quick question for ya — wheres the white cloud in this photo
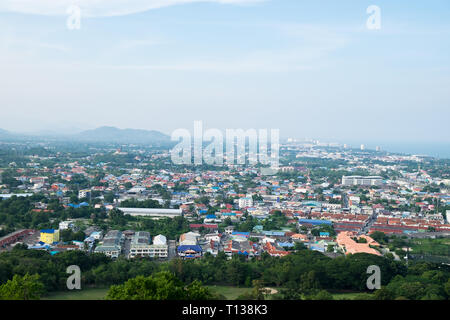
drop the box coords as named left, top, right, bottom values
left=0, top=0, right=264, bottom=17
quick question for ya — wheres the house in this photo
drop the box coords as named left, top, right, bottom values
left=177, top=245, right=202, bottom=259
left=291, top=233, right=308, bottom=242
left=179, top=232, right=200, bottom=245
left=224, top=226, right=235, bottom=235
left=264, top=241, right=290, bottom=257
left=223, top=239, right=257, bottom=259
left=59, top=221, right=74, bottom=230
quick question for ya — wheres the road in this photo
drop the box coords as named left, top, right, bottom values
left=168, top=240, right=177, bottom=259
left=360, top=210, right=378, bottom=235
left=122, top=238, right=131, bottom=258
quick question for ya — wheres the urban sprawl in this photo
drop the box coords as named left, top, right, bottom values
left=0, top=138, right=449, bottom=300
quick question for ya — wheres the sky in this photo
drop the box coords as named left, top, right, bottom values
left=0, top=0, right=449, bottom=145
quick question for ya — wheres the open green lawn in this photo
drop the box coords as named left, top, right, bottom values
left=206, top=285, right=252, bottom=300
left=332, top=292, right=373, bottom=300
left=409, top=238, right=450, bottom=256
left=42, top=287, right=109, bottom=300
left=42, top=286, right=370, bottom=300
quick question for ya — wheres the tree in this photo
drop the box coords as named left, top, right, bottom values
left=105, top=271, right=214, bottom=300
left=0, top=273, right=45, bottom=300
left=308, top=290, right=333, bottom=300
left=445, top=279, right=450, bottom=298
left=252, top=280, right=270, bottom=300
left=299, top=271, right=320, bottom=295
left=373, top=287, right=395, bottom=300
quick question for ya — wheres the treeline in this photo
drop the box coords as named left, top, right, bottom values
left=169, top=251, right=450, bottom=300
left=138, top=216, right=190, bottom=239
left=0, top=246, right=449, bottom=299
left=169, top=250, right=406, bottom=291
left=0, top=195, right=107, bottom=230
left=119, top=198, right=162, bottom=208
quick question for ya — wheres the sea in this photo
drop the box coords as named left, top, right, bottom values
left=357, top=142, right=450, bottom=160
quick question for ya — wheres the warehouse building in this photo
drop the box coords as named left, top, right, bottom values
left=118, top=207, right=182, bottom=218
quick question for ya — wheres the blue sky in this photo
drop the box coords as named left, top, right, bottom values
left=0, top=0, right=449, bottom=145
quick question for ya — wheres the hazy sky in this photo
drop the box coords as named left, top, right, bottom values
left=0, top=0, right=449, bottom=144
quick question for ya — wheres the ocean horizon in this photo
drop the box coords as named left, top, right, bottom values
left=349, top=142, right=450, bottom=160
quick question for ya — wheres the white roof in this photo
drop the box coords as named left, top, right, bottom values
left=153, top=234, right=167, bottom=245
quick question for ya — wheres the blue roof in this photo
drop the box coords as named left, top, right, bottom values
left=232, top=231, right=250, bottom=237
left=302, top=201, right=322, bottom=207
left=29, top=242, right=50, bottom=249
left=222, top=212, right=236, bottom=216
left=206, top=214, right=217, bottom=219
left=278, top=242, right=295, bottom=247
left=310, top=246, right=325, bottom=252
left=298, top=219, right=332, bottom=226
left=177, top=245, right=202, bottom=252
left=68, top=202, right=89, bottom=208
left=263, top=231, right=285, bottom=236
left=40, top=229, right=57, bottom=234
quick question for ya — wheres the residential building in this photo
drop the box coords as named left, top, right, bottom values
left=40, top=229, right=60, bottom=244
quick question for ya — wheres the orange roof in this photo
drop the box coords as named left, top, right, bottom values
left=336, top=232, right=381, bottom=256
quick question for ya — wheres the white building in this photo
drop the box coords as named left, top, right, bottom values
left=119, top=207, right=182, bottom=218
left=179, top=232, right=200, bottom=246
left=129, top=231, right=151, bottom=258
left=238, top=197, right=253, bottom=209
left=78, top=189, right=91, bottom=199
left=342, top=176, right=383, bottom=186
left=153, top=234, right=167, bottom=245
left=148, top=244, right=168, bottom=258
left=225, top=226, right=235, bottom=235
left=59, top=220, right=74, bottom=230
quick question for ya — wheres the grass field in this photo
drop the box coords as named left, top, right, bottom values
left=332, top=292, right=373, bottom=300
left=206, top=285, right=252, bottom=300
left=42, top=288, right=109, bottom=300
left=409, top=238, right=450, bottom=256
left=42, top=286, right=371, bottom=300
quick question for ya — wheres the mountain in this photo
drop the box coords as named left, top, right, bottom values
left=0, top=128, right=10, bottom=135
left=76, top=126, right=171, bottom=144
left=0, top=128, right=13, bottom=138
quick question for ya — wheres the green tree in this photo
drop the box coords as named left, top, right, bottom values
left=0, top=273, right=45, bottom=300
left=105, top=271, right=214, bottom=300
left=308, top=290, right=334, bottom=300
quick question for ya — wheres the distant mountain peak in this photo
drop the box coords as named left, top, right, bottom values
left=77, top=126, right=170, bottom=144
